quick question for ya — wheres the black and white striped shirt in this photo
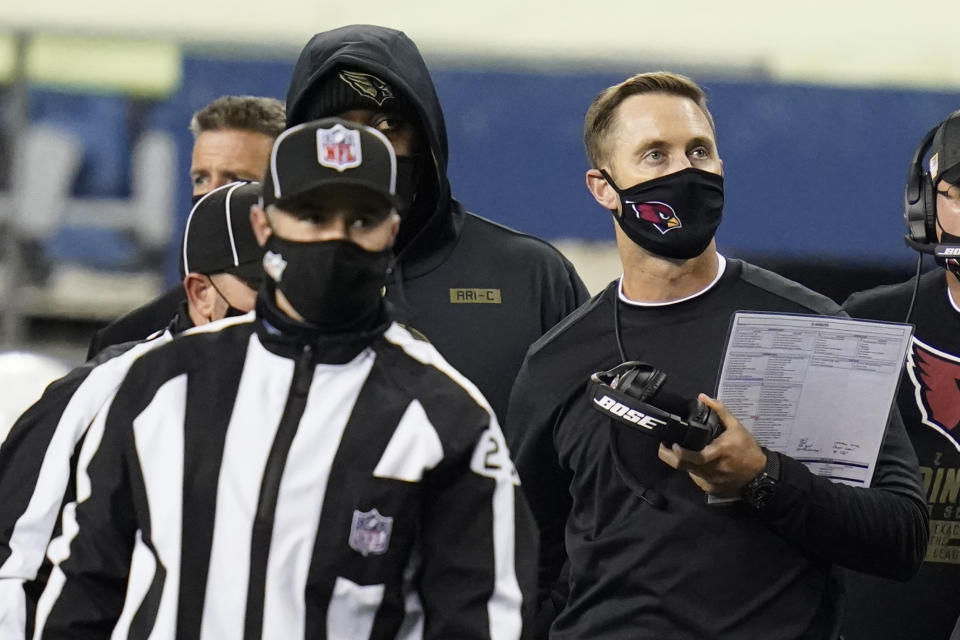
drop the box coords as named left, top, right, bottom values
left=35, top=307, right=534, bottom=639
left=0, top=314, right=246, bottom=640
left=0, top=331, right=173, bottom=640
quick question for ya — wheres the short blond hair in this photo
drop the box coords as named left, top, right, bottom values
left=583, top=71, right=716, bottom=169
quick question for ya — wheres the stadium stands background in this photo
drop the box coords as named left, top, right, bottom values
left=1, top=3, right=959, bottom=364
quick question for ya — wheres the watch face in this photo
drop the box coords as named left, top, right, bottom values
left=746, top=474, right=776, bottom=509
left=754, top=480, right=775, bottom=505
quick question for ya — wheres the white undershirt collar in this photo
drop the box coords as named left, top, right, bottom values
left=618, top=254, right=727, bottom=307
left=948, top=284, right=960, bottom=314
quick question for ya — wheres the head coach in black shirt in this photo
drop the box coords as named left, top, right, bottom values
left=506, top=71, right=928, bottom=640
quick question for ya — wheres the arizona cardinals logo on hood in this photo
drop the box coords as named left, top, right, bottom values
left=339, top=70, right=394, bottom=106
left=907, top=338, right=960, bottom=451
left=631, top=201, right=682, bottom=235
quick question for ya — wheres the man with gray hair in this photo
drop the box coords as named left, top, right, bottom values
left=86, top=95, right=284, bottom=358
left=187, top=95, right=285, bottom=196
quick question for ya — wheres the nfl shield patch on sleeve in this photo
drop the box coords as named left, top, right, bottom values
left=349, top=508, right=393, bottom=557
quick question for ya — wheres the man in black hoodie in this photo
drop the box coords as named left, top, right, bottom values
left=285, top=25, right=589, bottom=420
left=506, top=71, right=926, bottom=639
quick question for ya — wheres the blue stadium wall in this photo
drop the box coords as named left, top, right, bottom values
left=25, top=53, right=960, bottom=282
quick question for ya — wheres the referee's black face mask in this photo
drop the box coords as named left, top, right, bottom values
left=262, top=234, right=391, bottom=331
left=602, top=168, right=724, bottom=260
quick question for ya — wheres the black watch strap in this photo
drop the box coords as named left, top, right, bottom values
left=742, top=448, right=780, bottom=510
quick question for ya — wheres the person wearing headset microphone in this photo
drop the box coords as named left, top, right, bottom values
left=505, top=71, right=928, bottom=639
left=842, top=111, right=960, bottom=640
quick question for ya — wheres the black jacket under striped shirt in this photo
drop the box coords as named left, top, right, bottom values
left=35, top=295, right=535, bottom=639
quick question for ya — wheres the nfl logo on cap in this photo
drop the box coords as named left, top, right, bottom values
left=261, top=117, right=397, bottom=212
left=318, top=123, right=362, bottom=172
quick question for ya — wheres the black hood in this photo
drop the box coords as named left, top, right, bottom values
left=286, top=25, right=459, bottom=276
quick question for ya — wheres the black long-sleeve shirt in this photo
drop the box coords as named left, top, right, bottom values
left=842, top=269, right=960, bottom=640
left=506, top=258, right=928, bottom=640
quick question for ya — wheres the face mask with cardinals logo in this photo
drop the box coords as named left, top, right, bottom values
left=601, top=167, right=724, bottom=260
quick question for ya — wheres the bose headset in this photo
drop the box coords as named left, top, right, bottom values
left=902, top=118, right=960, bottom=322
left=588, top=354, right=724, bottom=509
left=588, top=289, right=727, bottom=508
left=589, top=361, right=722, bottom=452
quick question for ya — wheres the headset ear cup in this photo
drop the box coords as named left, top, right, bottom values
left=905, top=170, right=932, bottom=244
left=904, top=123, right=941, bottom=245
left=690, top=399, right=707, bottom=423
left=689, top=399, right=723, bottom=442
left=617, top=365, right=666, bottom=402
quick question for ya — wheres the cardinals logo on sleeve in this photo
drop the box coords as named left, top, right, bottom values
left=907, top=338, right=960, bottom=451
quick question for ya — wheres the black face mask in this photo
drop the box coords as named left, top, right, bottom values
left=191, top=193, right=204, bottom=207
left=262, top=236, right=391, bottom=331
left=601, top=168, right=724, bottom=260
left=395, top=155, right=420, bottom=215
left=208, top=277, right=251, bottom=319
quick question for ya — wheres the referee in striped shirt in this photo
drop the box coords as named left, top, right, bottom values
left=34, top=118, right=535, bottom=639
left=0, top=181, right=264, bottom=640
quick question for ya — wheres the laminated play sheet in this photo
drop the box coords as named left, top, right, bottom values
left=716, top=312, right=913, bottom=487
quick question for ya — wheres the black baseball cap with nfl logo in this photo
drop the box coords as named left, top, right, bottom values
left=261, top=117, right=398, bottom=212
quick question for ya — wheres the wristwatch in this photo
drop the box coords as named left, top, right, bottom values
left=741, top=448, right=780, bottom=510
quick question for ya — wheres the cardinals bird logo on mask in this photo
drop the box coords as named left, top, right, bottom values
left=601, top=168, right=724, bottom=260
left=634, top=202, right=682, bottom=235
